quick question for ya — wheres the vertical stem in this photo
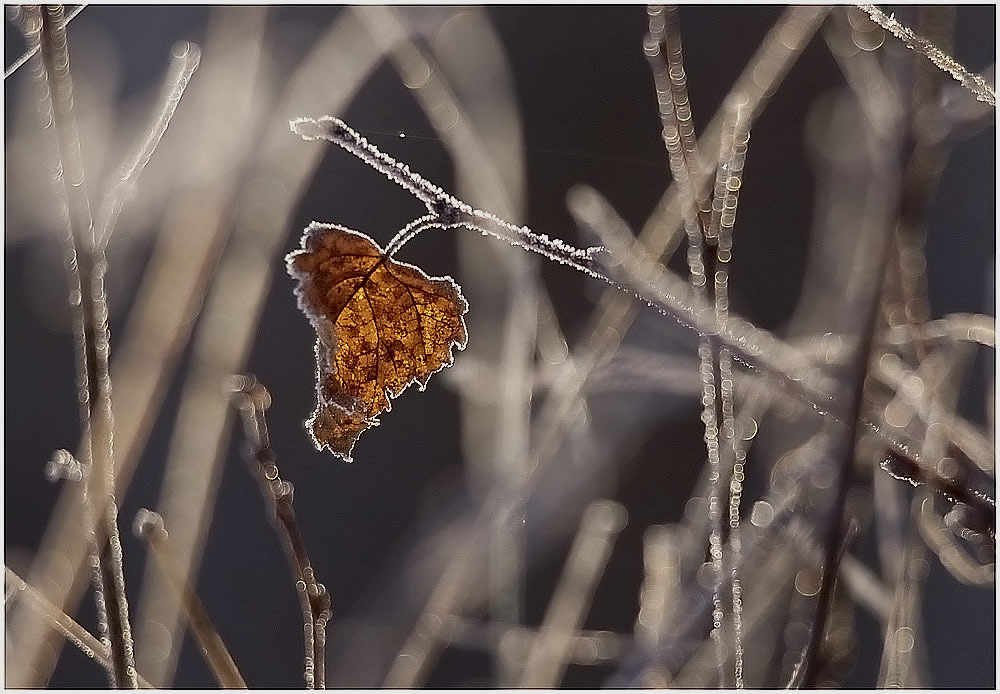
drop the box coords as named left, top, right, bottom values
left=798, top=175, right=900, bottom=693
left=712, top=101, right=751, bottom=689
left=647, top=8, right=728, bottom=683
left=133, top=510, right=247, bottom=689
left=231, top=376, right=332, bottom=689
left=31, top=5, right=136, bottom=687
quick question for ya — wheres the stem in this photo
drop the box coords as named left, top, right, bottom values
left=881, top=451, right=995, bottom=540
left=133, top=510, right=248, bottom=689
left=96, top=41, right=202, bottom=250
left=230, top=376, right=332, bottom=689
left=856, top=4, right=995, bottom=107
left=647, top=13, right=733, bottom=680
left=798, top=177, right=900, bottom=694
left=3, top=3, right=86, bottom=80
left=33, top=6, right=136, bottom=687
left=4, top=567, right=153, bottom=689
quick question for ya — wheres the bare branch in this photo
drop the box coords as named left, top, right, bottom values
left=857, top=4, right=995, bottom=106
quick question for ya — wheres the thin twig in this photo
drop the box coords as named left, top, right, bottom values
left=4, top=567, right=153, bottom=689
left=133, top=510, right=248, bottom=689
left=31, top=5, right=136, bottom=687
left=856, top=4, right=995, bottom=107
left=713, top=102, right=752, bottom=690
left=646, top=6, right=728, bottom=682
left=660, top=6, right=703, bottom=171
left=880, top=451, right=995, bottom=540
left=95, top=41, right=202, bottom=250
left=230, top=375, right=333, bottom=690
left=788, top=521, right=859, bottom=688
left=798, top=95, right=904, bottom=689
left=291, top=116, right=602, bottom=270
left=3, top=3, right=86, bottom=80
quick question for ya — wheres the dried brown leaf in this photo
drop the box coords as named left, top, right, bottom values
left=286, top=222, right=468, bottom=461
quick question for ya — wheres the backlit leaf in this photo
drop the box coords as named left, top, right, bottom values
left=286, top=222, right=468, bottom=461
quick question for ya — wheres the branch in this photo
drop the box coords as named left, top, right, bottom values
left=133, top=510, right=247, bottom=689
left=30, top=6, right=136, bottom=686
left=230, top=375, right=333, bottom=689
left=3, top=4, right=86, bottom=80
left=856, top=4, right=995, bottom=106
left=5, top=567, right=152, bottom=689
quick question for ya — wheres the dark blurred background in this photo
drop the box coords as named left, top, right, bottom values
left=5, top=5, right=994, bottom=688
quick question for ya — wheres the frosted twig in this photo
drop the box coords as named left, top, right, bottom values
left=290, top=115, right=603, bottom=269
left=291, top=114, right=442, bottom=208
left=230, top=376, right=332, bottom=690
left=518, top=501, right=627, bottom=686
left=712, top=100, right=752, bottom=690
left=96, top=41, right=202, bottom=250
left=28, top=6, right=136, bottom=687
left=3, top=3, right=86, bottom=80
left=4, top=567, right=154, bottom=689
left=385, top=214, right=441, bottom=257
left=880, top=452, right=995, bottom=539
left=647, top=6, right=729, bottom=677
left=133, top=510, right=247, bottom=689
left=856, top=4, right=995, bottom=107
left=646, top=5, right=702, bottom=176
left=644, top=8, right=707, bottom=296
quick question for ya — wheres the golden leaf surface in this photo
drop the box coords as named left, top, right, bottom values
left=286, top=222, right=468, bottom=461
